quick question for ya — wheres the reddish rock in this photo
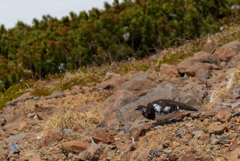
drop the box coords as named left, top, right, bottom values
left=62, top=141, right=90, bottom=155
left=29, top=156, right=41, bottom=161
left=214, top=40, right=240, bottom=61
left=72, top=123, right=85, bottom=132
left=98, top=71, right=121, bottom=90
left=133, top=125, right=150, bottom=141
left=160, top=64, right=180, bottom=78
left=38, top=135, right=51, bottom=148
left=49, top=127, right=63, bottom=142
left=206, top=122, right=227, bottom=134
left=226, top=147, right=240, bottom=160
left=172, top=111, right=191, bottom=121
left=199, top=111, right=217, bottom=120
left=92, top=129, right=115, bottom=144
left=216, top=111, right=232, bottom=123
left=199, top=134, right=209, bottom=141
left=78, top=143, right=108, bottom=161
left=180, top=150, right=209, bottom=161
left=230, top=141, right=239, bottom=151
left=4, top=133, right=37, bottom=143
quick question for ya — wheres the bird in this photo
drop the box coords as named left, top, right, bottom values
left=135, top=99, right=198, bottom=121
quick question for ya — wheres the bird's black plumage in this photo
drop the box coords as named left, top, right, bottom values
left=135, top=99, right=198, bottom=121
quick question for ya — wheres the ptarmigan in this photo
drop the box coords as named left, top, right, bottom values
left=135, top=99, right=198, bottom=121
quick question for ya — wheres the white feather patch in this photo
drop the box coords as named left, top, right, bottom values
left=164, top=106, right=171, bottom=112
left=153, top=104, right=162, bottom=112
left=177, top=106, right=179, bottom=110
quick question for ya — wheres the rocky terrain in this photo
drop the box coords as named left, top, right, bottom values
left=1, top=40, right=240, bottom=160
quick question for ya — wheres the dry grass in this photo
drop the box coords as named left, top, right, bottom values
left=42, top=106, right=104, bottom=134
left=205, top=65, right=240, bottom=110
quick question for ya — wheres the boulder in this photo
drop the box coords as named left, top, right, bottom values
left=46, top=91, right=66, bottom=99
left=62, top=141, right=90, bottom=155
left=216, top=111, right=232, bottom=123
left=5, top=92, right=33, bottom=107
left=181, top=85, right=209, bottom=106
left=116, top=83, right=177, bottom=123
left=101, top=90, right=137, bottom=123
left=193, top=51, right=221, bottom=65
left=91, top=128, right=115, bottom=144
left=160, top=64, right=180, bottom=78
left=78, top=143, right=109, bottom=161
left=206, top=122, right=227, bottom=134
left=119, top=73, right=157, bottom=93
left=214, top=40, right=240, bottom=61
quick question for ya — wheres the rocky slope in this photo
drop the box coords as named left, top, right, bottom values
left=1, top=41, right=240, bottom=160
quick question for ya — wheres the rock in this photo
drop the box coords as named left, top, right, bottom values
left=230, top=141, right=239, bottom=151
left=78, top=143, right=108, bottom=161
left=171, top=111, right=191, bottom=121
left=4, top=133, right=37, bottom=143
left=0, top=117, right=6, bottom=126
left=217, top=136, right=230, bottom=144
left=147, top=65, right=160, bottom=72
left=5, top=92, right=33, bottom=107
left=63, top=129, right=73, bottom=136
left=226, top=147, right=240, bottom=160
left=101, top=90, right=137, bottom=123
left=232, top=102, right=240, bottom=109
left=92, top=129, right=115, bottom=144
left=195, top=70, right=212, bottom=80
left=206, top=122, right=227, bottom=134
left=149, top=149, right=155, bottom=155
left=160, top=64, right=180, bottom=78
left=177, top=51, right=220, bottom=76
left=62, top=141, right=90, bottom=155
left=133, top=125, right=150, bottom=141
left=33, top=97, right=40, bottom=101
left=72, top=123, right=85, bottom=132
left=199, top=111, right=217, bottom=120
left=18, top=122, right=27, bottom=132
left=97, top=119, right=107, bottom=128
left=180, top=150, right=208, bottom=161
left=236, top=88, right=240, bottom=95
left=176, top=134, right=182, bottom=138
left=216, top=111, right=232, bottom=123
left=49, top=127, right=63, bottom=142
left=181, top=85, right=208, bottom=106
left=122, top=125, right=131, bottom=133
left=9, top=143, right=21, bottom=154
left=119, top=73, right=157, bottom=92
left=46, top=91, right=66, bottom=99
left=214, top=40, right=240, bottom=61
left=98, top=71, right=121, bottom=90
left=199, top=134, right=209, bottom=141
left=117, top=84, right=177, bottom=123
left=191, top=128, right=203, bottom=140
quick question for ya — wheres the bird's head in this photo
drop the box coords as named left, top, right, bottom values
left=135, top=105, right=146, bottom=113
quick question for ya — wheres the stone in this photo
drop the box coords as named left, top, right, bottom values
left=160, top=64, right=180, bottom=78
left=97, top=119, right=107, bottom=128
left=5, top=92, right=33, bottom=107
left=98, top=71, right=121, bottom=90
left=216, top=111, right=232, bottom=123
left=195, top=70, right=212, bottom=80
left=199, top=133, right=209, bottom=141
left=63, top=129, right=73, bottom=136
left=206, top=122, right=227, bottom=134
left=18, top=122, right=27, bottom=132
left=230, top=141, right=239, bottom=151
left=217, top=136, right=230, bottom=144
left=226, top=147, right=240, bottom=160
left=4, top=133, right=36, bottom=143
left=62, top=141, right=90, bottom=155
left=46, top=91, right=66, bottom=99
left=72, top=123, right=85, bottom=132
left=101, top=90, right=137, bottom=123
left=9, top=143, right=21, bottom=154
left=149, top=149, right=155, bottom=155
left=191, top=128, right=203, bottom=140
left=92, top=128, right=115, bottom=144
left=49, top=127, right=63, bottom=142
left=236, top=88, right=240, bottom=95
left=199, top=111, right=217, bottom=120
left=133, top=125, right=150, bottom=141
left=78, top=143, right=108, bottom=161
left=214, top=40, right=240, bottom=61
left=122, top=125, right=131, bottom=133
left=171, top=111, right=191, bottom=121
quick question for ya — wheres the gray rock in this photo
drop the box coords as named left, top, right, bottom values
left=63, top=129, right=73, bottom=136
left=33, top=97, right=40, bottom=101
left=46, top=91, right=66, bottom=100
left=97, top=119, right=107, bottom=128
left=5, top=92, right=33, bottom=107
left=236, top=88, right=240, bottom=95
left=149, top=149, right=155, bottom=155
left=195, top=70, right=212, bottom=80
left=209, top=134, right=217, bottom=142
left=122, top=125, right=131, bottom=133
left=9, top=143, right=21, bottom=154
left=166, top=152, right=171, bottom=158
left=217, top=136, right=230, bottom=144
